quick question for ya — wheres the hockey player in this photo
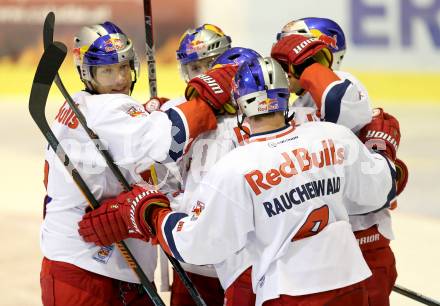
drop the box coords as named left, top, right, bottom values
left=168, top=47, right=262, bottom=306
left=145, top=23, right=263, bottom=306
left=273, top=17, right=408, bottom=306
left=39, top=21, right=236, bottom=306
left=144, top=23, right=232, bottom=113
left=78, top=56, right=400, bottom=306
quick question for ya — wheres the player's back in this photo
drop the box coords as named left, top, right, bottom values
left=215, top=121, right=393, bottom=304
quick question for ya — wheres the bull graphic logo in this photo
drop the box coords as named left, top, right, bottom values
left=190, top=201, right=205, bottom=221
left=258, top=98, right=278, bottom=112
left=310, top=29, right=338, bottom=50
left=126, top=106, right=145, bottom=118
left=104, top=38, right=124, bottom=52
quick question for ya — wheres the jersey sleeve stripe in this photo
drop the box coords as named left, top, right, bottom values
left=323, top=79, right=352, bottom=123
left=165, top=107, right=188, bottom=162
left=165, top=97, right=217, bottom=162
left=160, top=212, right=188, bottom=262
left=370, top=153, right=397, bottom=213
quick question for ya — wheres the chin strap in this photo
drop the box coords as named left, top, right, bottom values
left=284, top=105, right=295, bottom=125
left=84, top=86, right=99, bottom=95
left=236, top=112, right=250, bottom=136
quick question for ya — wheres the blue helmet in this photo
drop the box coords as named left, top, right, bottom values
left=233, top=57, right=290, bottom=118
left=176, top=24, right=231, bottom=81
left=211, top=47, right=261, bottom=68
left=73, top=21, right=139, bottom=88
left=277, top=17, right=346, bottom=70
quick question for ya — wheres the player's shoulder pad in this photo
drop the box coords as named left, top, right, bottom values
left=334, top=70, right=368, bottom=95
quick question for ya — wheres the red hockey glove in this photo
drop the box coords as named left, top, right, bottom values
left=78, top=185, right=170, bottom=246
left=395, top=158, right=408, bottom=196
left=143, top=97, right=169, bottom=113
left=358, top=108, right=400, bottom=161
left=185, top=64, right=238, bottom=114
left=271, top=34, right=333, bottom=78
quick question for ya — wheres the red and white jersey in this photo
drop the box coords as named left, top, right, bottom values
left=289, top=70, right=394, bottom=239
left=160, top=96, right=186, bottom=112
left=156, top=122, right=396, bottom=305
left=41, top=91, right=214, bottom=283
left=172, top=115, right=243, bottom=277
left=290, top=70, right=372, bottom=133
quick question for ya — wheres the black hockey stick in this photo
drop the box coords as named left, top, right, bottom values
left=143, top=0, right=157, bottom=97
left=141, top=1, right=170, bottom=293
left=142, top=3, right=207, bottom=305
left=393, top=284, right=440, bottom=306
left=45, top=11, right=206, bottom=306
left=29, top=41, right=165, bottom=306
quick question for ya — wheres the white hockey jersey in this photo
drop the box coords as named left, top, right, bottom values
left=290, top=70, right=372, bottom=133
left=156, top=122, right=396, bottom=305
left=289, top=70, right=394, bottom=239
left=41, top=91, right=216, bottom=283
left=170, top=70, right=377, bottom=288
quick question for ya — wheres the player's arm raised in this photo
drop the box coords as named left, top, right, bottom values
left=271, top=34, right=372, bottom=132
left=83, top=64, right=237, bottom=175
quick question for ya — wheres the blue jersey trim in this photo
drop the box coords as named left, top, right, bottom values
left=324, top=79, right=352, bottom=123
left=164, top=212, right=187, bottom=262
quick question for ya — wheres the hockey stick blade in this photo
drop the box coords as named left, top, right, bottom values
left=43, top=12, right=55, bottom=50
left=29, top=41, right=66, bottom=142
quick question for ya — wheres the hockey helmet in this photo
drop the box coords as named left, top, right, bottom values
left=176, top=24, right=231, bottom=81
left=211, top=47, right=261, bottom=68
left=233, top=57, right=290, bottom=118
left=73, top=21, right=140, bottom=92
left=277, top=17, right=346, bottom=70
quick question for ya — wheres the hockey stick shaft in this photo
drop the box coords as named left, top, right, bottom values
left=141, top=3, right=170, bottom=291
left=30, top=40, right=165, bottom=306
left=45, top=11, right=206, bottom=306
left=142, top=3, right=207, bottom=305
left=393, top=285, right=440, bottom=306
left=143, top=0, right=157, bottom=97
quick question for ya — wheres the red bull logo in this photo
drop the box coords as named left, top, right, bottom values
left=186, top=38, right=206, bottom=53
left=190, top=201, right=205, bottom=221
left=258, top=98, right=278, bottom=112
left=310, top=29, right=338, bottom=50
left=104, top=38, right=125, bottom=52
left=126, top=106, right=145, bottom=118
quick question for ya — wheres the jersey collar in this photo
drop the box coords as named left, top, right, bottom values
left=249, top=125, right=295, bottom=143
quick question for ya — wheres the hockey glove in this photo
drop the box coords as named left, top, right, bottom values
left=271, top=34, right=333, bottom=79
left=395, top=158, right=408, bottom=196
left=78, top=185, right=170, bottom=246
left=185, top=64, right=238, bottom=115
left=358, top=108, right=400, bottom=161
left=143, top=97, right=169, bottom=113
